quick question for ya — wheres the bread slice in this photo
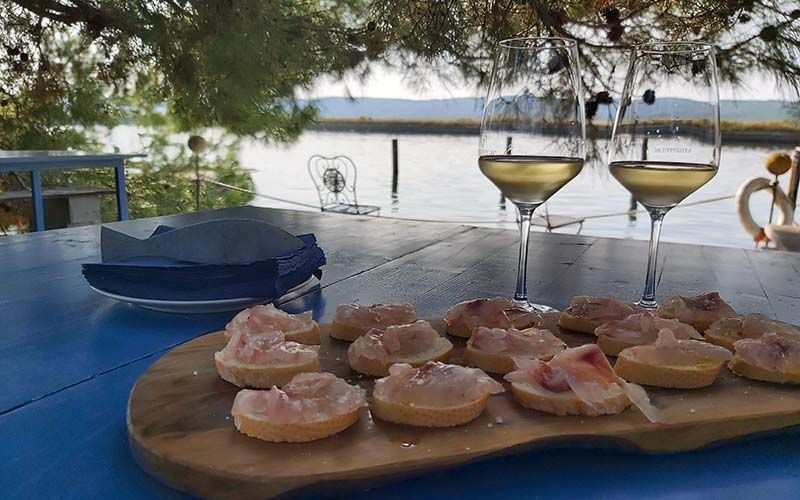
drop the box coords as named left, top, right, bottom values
left=234, top=409, right=360, bottom=442
left=214, top=352, right=321, bottom=388
left=509, top=381, right=630, bottom=417
left=728, top=358, right=800, bottom=385
left=597, top=335, right=640, bottom=356
left=223, top=323, right=320, bottom=345
left=330, top=322, right=369, bottom=342
left=463, top=345, right=557, bottom=374
left=283, top=324, right=321, bottom=345
left=349, top=338, right=453, bottom=377
left=614, top=353, right=724, bottom=389
left=371, top=394, right=492, bottom=427
left=701, top=330, right=737, bottom=351
left=556, top=313, right=598, bottom=335
left=446, top=323, right=473, bottom=338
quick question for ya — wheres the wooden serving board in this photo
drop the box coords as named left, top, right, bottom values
left=128, top=315, right=800, bottom=499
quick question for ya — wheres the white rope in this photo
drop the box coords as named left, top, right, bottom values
left=201, top=178, right=320, bottom=209
left=201, top=178, right=738, bottom=225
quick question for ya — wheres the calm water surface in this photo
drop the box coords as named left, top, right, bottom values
left=241, top=131, right=788, bottom=249
left=111, top=128, right=787, bottom=248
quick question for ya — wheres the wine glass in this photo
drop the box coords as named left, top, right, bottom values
left=609, top=42, right=721, bottom=308
left=479, top=37, right=586, bottom=313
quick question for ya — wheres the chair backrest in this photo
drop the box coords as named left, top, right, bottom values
left=307, top=155, right=360, bottom=209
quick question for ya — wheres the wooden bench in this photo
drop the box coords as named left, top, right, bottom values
left=0, top=186, right=116, bottom=229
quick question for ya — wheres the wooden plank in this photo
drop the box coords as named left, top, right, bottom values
left=281, top=227, right=523, bottom=321
left=414, top=233, right=595, bottom=315
left=127, top=320, right=800, bottom=499
left=0, top=357, right=191, bottom=499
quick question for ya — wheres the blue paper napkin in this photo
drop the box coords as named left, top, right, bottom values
left=82, top=225, right=325, bottom=301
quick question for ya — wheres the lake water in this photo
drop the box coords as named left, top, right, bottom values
left=110, top=127, right=791, bottom=248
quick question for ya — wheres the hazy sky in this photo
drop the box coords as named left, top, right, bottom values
left=309, top=63, right=798, bottom=102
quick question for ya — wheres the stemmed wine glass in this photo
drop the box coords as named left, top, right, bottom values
left=609, top=42, right=721, bottom=308
left=479, top=37, right=586, bottom=312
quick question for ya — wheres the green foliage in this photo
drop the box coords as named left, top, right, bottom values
left=122, top=131, right=254, bottom=219
left=2, top=1, right=377, bottom=138
left=1, top=1, right=799, bottom=232
left=4, top=1, right=799, bottom=136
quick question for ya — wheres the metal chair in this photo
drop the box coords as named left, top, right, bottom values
left=307, top=155, right=380, bottom=215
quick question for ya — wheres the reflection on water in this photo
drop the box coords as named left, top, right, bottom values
left=107, top=127, right=785, bottom=249
left=243, top=132, right=781, bottom=249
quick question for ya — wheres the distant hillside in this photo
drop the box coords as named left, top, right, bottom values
left=304, top=97, right=796, bottom=123
left=306, top=97, right=485, bottom=121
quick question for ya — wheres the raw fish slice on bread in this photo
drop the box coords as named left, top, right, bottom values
left=445, top=297, right=543, bottom=338
left=595, top=312, right=702, bottom=356
left=225, top=304, right=320, bottom=344
left=505, top=344, right=661, bottom=422
left=657, top=292, right=736, bottom=332
left=614, top=329, right=732, bottom=389
left=705, top=314, right=800, bottom=351
left=231, top=372, right=366, bottom=442
left=331, top=303, right=417, bottom=341
left=463, top=326, right=566, bottom=374
left=558, top=296, right=638, bottom=334
left=371, top=361, right=504, bottom=427
left=347, top=320, right=453, bottom=376
left=729, top=333, right=800, bottom=385
left=215, top=329, right=320, bottom=388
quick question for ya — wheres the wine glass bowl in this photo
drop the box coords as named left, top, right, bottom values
left=479, top=37, right=586, bottom=312
left=609, top=42, right=721, bottom=308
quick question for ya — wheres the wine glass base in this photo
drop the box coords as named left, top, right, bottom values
left=512, top=298, right=558, bottom=314
left=635, top=298, right=658, bottom=310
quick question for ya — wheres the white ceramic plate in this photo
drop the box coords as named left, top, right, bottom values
left=89, top=276, right=320, bottom=314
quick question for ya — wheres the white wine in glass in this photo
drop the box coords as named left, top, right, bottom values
left=609, top=160, right=717, bottom=209
left=609, top=42, right=721, bottom=308
left=479, top=37, right=586, bottom=312
left=479, top=155, right=585, bottom=206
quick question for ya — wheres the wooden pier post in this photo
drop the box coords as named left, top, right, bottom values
left=194, top=155, right=201, bottom=211
left=629, top=136, right=647, bottom=220
left=500, top=136, right=512, bottom=206
left=392, top=139, right=398, bottom=194
left=788, top=147, right=800, bottom=209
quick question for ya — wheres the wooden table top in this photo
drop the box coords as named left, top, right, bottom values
left=2, top=206, right=799, bottom=499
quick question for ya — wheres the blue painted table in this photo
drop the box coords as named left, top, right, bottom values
left=2, top=206, right=799, bottom=499
left=0, top=150, right=145, bottom=231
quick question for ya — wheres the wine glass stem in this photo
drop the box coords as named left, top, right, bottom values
left=639, top=209, right=667, bottom=309
left=514, top=205, right=536, bottom=304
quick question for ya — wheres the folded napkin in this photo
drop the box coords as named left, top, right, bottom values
left=82, top=220, right=325, bottom=301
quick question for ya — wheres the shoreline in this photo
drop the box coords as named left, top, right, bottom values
left=309, top=119, right=800, bottom=146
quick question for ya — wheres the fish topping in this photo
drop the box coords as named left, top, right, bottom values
left=231, top=372, right=367, bottom=424
left=334, top=303, right=417, bottom=330
left=348, top=320, right=443, bottom=365
left=707, top=314, right=800, bottom=346
left=596, top=312, right=702, bottom=345
left=219, top=329, right=318, bottom=365
left=445, top=297, right=543, bottom=334
left=733, top=333, right=800, bottom=374
left=562, top=296, right=637, bottom=325
left=469, top=326, right=566, bottom=358
left=226, top=304, right=315, bottom=337
left=505, top=344, right=662, bottom=423
left=620, top=329, right=732, bottom=366
left=373, top=361, right=504, bottom=408
left=657, top=292, right=736, bottom=331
